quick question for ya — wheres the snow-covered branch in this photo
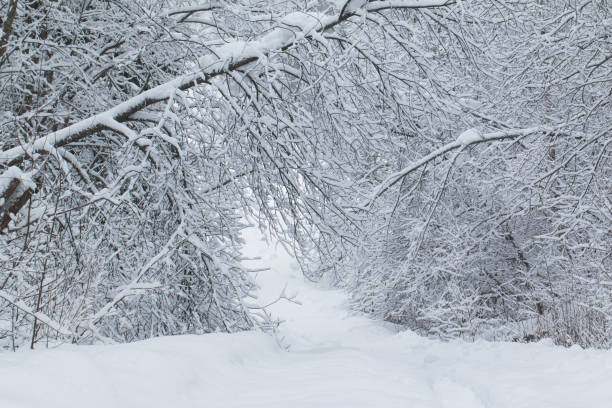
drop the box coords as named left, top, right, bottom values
left=0, top=291, right=73, bottom=337
left=369, top=126, right=561, bottom=202
left=0, top=0, right=452, bottom=167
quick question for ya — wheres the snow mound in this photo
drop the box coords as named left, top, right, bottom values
left=457, top=127, right=482, bottom=145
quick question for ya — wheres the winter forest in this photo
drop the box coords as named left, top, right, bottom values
left=0, top=0, right=610, bottom=366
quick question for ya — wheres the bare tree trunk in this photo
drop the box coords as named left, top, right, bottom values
left=0, top=0, right=18, bottom=66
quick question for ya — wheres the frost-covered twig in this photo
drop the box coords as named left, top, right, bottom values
left=0, top=290, right=73, bottom=337
left=368, top=126, right=562, bottom=203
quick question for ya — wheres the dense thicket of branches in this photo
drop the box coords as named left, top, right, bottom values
left=328, top=0, right=611, bottom=347
left=0, top=0, right=609, bottom=349
left=0, top=0, right=265, bottom=347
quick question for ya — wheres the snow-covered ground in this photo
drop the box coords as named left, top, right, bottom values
left=1, top=228, right=610, bottom=408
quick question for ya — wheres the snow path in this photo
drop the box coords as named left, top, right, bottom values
left=1, top=228, right=610, bottom=407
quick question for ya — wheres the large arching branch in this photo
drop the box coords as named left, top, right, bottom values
left=0, top=0, right=452, bottom=168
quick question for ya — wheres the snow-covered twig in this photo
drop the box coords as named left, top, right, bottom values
left=0, top=290, right=73, bottom=337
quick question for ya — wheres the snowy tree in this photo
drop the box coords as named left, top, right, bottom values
left=0, top=0, right=609, bottom=349
left=0, top=0, right=457, bottom=348
left=341, top=0, right=611, bottom=347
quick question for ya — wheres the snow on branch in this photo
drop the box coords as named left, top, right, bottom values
left=0, top=0, right=453, bottom=168
left=368, top=126, right=562, bottom=203
left=165, top=3, right=219, bottom=17
left=0, top=290, right=73, bottom=337
left=86, top=224, right=185, bottom=334
left=365, top=0, right=454, bottom=12
left=0, top=166, right=35, bottom=232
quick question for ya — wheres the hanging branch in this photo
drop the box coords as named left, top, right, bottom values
left=0, top=1, right=453, bottom=168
